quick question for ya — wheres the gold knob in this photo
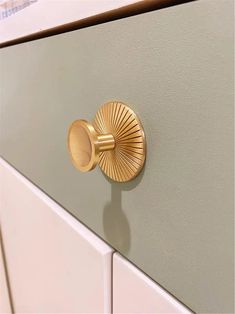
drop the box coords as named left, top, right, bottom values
left=68, top=101, right=146, bottom=182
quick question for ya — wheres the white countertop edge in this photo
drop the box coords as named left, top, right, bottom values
left=0, top=0, right=141, bottom=44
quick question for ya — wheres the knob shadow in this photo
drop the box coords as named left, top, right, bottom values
left=102, top=168, right=145, bottom=254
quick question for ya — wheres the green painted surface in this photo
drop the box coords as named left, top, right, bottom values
left=0, top=0, right=234, bottom=312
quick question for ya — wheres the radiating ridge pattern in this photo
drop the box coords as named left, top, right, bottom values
left=93, top=101, right=146, bottom=182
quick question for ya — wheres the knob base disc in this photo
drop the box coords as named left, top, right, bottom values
left=93, top=101, right=146, bottom=182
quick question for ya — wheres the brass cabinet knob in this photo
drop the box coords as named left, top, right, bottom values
left=68, top=101, right=146, bottom=182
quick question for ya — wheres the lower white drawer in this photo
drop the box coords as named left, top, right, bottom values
left=113, top=253, right=191, bottom=314
left=0, top=234, right=12, bottom=314
left=0, top=158, right=113, bottom=313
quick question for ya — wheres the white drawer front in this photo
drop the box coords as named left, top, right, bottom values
left=0, top=234, right=12, bottom=314
left=0, top=158, right=113, bottom=313
left=113, top=253, right=192, bottom=314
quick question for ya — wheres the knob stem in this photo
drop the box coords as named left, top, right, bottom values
left=97, top=134, right=115, bottom=152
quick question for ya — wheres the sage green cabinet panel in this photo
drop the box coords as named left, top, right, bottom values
left=0, top=0, right=233, bottom=313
